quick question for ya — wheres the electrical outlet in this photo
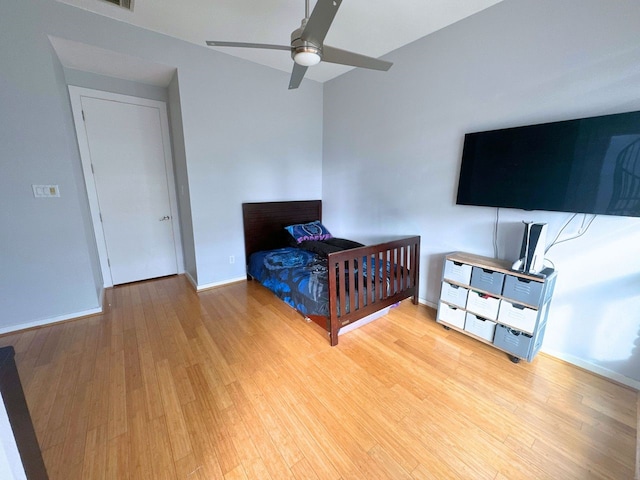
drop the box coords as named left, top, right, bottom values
left=229, top=255, right=235, bottom=264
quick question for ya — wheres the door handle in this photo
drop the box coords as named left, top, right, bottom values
left=160, top=215, right=171, bottom=221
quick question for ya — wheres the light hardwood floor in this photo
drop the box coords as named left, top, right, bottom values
left=1, top=275, right=637, bottom=479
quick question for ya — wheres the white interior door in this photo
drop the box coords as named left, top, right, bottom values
left=70, top=87, right=181, bottom=286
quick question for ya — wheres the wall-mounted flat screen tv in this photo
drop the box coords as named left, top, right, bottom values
left=456, top=110, right=640, bottom=218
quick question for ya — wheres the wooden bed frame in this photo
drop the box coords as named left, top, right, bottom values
left=242, top=200, right=420, bottom=345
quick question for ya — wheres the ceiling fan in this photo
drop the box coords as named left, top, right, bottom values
left=205, top=0, right=393, bottom=89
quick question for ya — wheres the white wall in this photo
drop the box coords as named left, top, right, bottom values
left=167, top=73, right=198, bottom=284
left=323, top=0, right=640, bottom=385
left=0, top=0, right=102, bottom=330
left=175, top=53, right=323, bottom=287
left=1, top=0, right=323, bottom=328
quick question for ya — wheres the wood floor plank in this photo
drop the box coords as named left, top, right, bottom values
left=40, top=352, right=83, bottom=449
left=136, top=341, right=165, bottom=421
left=224, top=380, right=295, bottom=479
left=181, top=400, right=225, bottom=480
left=223, top=463, right=248, bottom=480
left=86, top=346, right=111, bottom=431
left=307, top=355, right=421, bottom=473
left=38, top=442, right=60, bottom=480
left=503, top=434, right=594, bottom=480
left=127, top=409, right=155, bottom=480
left=58, top=379, right=93, bottom=476
left=238, top=374, right=304, bottom=470
left=410, top=460, right=467, bottom=480
left=184, top=374, right=240, bottom=475
left=400, top=403, right=499, bottom=479
left=367, top=444, right=413, bottom=480
left=295, top=360, right=378, bottom=453
left=107, top=349, right=128, bottom=440
left=173, top=453, right=203, bottom=480
left=105, top=433, right=129, bottom=480
left=251, top=365, right=342, bottom=480
left=290, top=457, right=320, bottom=480
left=82, top=423, right=108, bottom=480
left=123, top=327, right=143, bottom=393
left=147, top=416, right=179, bottom=480
left=0, top=275, right=635, bottom=480
left=155, top=358, right=194, bottom=462
left=23, top=358, right=66, bottom=446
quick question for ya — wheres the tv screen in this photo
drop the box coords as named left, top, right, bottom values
left=456, top=110, right=640, bottom=218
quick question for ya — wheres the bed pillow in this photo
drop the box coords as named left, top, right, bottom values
left=285, top=220, right=333, bottom=243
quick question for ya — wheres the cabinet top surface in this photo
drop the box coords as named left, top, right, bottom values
left=446, top=251, right=551, bottom=283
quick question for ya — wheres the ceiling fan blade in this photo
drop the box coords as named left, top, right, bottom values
left=206, top=40, right=291, bottom=51
left=288, top=63, right=308, bottom=89
left=301, top=0, right=342, bottom=47
left=322, top=46, right=393, bottom=71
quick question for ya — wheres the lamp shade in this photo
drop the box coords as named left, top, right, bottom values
left=294, top=50, right=321, bottom=66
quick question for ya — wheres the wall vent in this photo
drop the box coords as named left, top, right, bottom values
left=102, top=0, right=133, bottom=10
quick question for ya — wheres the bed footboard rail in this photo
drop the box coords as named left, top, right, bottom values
left=326, top=236, right=420, bottom=345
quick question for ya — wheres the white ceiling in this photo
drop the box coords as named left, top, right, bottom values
left=55, top=0, right=504, bottom=84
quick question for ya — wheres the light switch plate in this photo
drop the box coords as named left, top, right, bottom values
left=32, top=185, right=60, bottom=198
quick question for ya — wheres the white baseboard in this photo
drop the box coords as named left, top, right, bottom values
left=184, top=271, right=198, bottom=289
left=0, top=306, right=103, bottom=336
left=541, top=348, right=640, bottom=391
left=195, top=276, right=247, bottom=292
left=418, top=297, right=437, bottom=309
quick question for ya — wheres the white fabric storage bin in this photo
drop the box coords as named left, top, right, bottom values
left=440, top=282, right=469, bottom=308
left=437, top=301, right=466, bottom=329
left=497, top=301, right=537, bottom=334
left=465, top=290, right=500, bottom=321
left=464, top=313, right=497, bottom=342
left=443, top=260, right=472, bottom=285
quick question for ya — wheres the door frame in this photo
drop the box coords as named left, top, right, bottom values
left=69, top=86, right=184, bottom=288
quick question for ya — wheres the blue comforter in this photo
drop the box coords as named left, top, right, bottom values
left=248, top=247, right=331, bottom=316
left=248, top=246, right=394, bottom=317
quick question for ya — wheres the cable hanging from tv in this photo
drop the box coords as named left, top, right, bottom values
left=492, top=208, right=598, bottom=272
left=545, top=213, right=597, bottom=254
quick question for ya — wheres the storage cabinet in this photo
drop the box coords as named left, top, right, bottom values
left=437, top=252, right=556, bottom=363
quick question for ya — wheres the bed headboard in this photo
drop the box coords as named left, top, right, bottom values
left=242, top=200, right=322, bottom=266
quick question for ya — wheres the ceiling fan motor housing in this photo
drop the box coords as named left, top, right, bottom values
left=291, top=26, right=322, bottom=64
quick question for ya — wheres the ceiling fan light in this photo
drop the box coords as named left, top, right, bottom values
left=294, top=50, right=321, bottom=66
